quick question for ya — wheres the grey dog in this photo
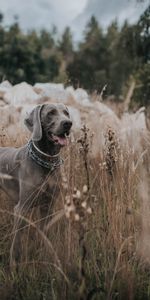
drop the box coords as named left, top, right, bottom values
left=0, top=103, right=72, bottom=262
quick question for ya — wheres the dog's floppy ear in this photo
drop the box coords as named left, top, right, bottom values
left=24, top=105, right=44, bottom=141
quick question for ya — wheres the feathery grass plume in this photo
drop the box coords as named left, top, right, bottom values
left=77, top=125, right=90, bottom=192
left=63, top=125, right=93, bottom=299
left=1, top=105, right=150, bottom=299
left=0, top=173, right=13, bottom=180
left=104, top=127, right=120, bottom=178
left=76, top=125, right=93, bottom=299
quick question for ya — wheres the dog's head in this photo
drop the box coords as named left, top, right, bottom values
left=24, top=103, right=72, bottom=147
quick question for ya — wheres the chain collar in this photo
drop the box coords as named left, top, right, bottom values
left=27, top=140, right=63, bottom=171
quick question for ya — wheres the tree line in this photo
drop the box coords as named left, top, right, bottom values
left=0, top=5, right=149, bottom=106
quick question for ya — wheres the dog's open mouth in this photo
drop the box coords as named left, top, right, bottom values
left=49, top=133, right=69, bottom=146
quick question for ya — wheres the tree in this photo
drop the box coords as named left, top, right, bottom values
left=0, top=22, right=61, bottom=84
left=67, top=16, right=108, bottom=91
left=0, top=12, right=3, bottom=24
left=0, top=5, right=149, bottom=106
left=58, top=27, right=73, bottom=59
left=134, top=64, right=150, bottom=106
left=137, top=5, right=150, bottom=62
left=131, top=6, right=150, bottom=106
left=40, top=29, right=54, bottom=49
left=107, top=21, right=139, bottom=95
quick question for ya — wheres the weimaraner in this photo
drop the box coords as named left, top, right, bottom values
left=0, top=103, right=72, bottom=263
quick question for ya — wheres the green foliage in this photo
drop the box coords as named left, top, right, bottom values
left=134, top=63, right=150, bottom=106
left=67, top=16, right=109, bottom=91
left=67, top=7, right=150, bottom=104
left=0, top=5, right=149, bottom=106
left=58, top=26, right=73, bottom=59
left=0, top=21, right=60, bottom=84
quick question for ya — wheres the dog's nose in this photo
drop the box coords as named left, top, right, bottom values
left=62, top=120, right=72, bottom=130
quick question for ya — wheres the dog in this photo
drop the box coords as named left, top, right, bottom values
left=0, top=103, right=72, bottom=262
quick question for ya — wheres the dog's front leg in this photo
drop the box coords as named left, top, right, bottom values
left=10, top=202, right=24, bottom=267
left=10, top=183, right=39, bottom=267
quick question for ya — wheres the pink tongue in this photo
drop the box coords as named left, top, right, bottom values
left=57, top=136, right=67, bottom=146
left=52, top=134, right=67, bottom=146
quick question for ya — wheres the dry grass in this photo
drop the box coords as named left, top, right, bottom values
left=0, top=125, right=150, bottom=300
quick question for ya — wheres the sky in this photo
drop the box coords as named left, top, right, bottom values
left=0, top=0, right=149, bottom=40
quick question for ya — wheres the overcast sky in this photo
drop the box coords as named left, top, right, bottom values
left=0, top=0, right=149, bottom=40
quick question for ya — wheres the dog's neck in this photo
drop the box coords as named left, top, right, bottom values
left=28, top=140, right=63, bottom=170
left=35, top=135, right=61, bottom=157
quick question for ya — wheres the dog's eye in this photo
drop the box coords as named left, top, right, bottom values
left=47, top=109, right=57, bottom=118
left=63, top=110, right=69, bottom=117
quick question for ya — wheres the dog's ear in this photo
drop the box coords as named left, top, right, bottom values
left=24, top=105, right=44, bottom=141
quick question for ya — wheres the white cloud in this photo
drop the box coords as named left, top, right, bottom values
left=0, top=0, right=87, bottom=31
left=0, top=0, right=149, bottom=40
left=72, top=0, right=149, bottom=40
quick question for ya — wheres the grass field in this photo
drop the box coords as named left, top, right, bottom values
left=0, top=124, right=150, bottom=300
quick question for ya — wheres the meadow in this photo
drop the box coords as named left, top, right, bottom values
left=0, top=3, right=149, bottom=298
left=0, top=115, right=150, bottom=300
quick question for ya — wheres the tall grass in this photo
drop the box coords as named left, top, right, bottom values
left=0, top=125, right=150, bottom=300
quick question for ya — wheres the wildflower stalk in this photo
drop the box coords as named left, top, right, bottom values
left=105, top=127, right=119, bottom=179
left=78, top=125, right=90, bottom=192
left=77, top=125, right=91, bottom=300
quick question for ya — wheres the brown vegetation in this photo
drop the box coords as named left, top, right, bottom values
left=0, top=120, right=150, bottom=300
